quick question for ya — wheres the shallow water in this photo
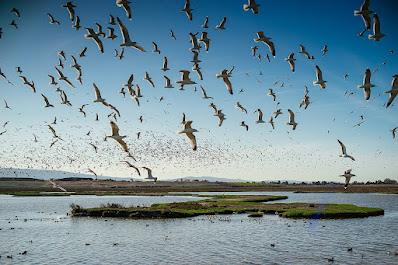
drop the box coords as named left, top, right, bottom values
left=0, top=192, right=397, bottom=264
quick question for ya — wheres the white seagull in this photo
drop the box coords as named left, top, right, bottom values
left=47, top=13, right=60, bottom=25
left=152, top=42, right=161, bottom=54
left=313, top=65, right=327, bottom=89
left=121, top=161, right=140, bottom=176
left=143, top=72, right=155, bottom=87
left=163, top=76, right=174, bottom=88
left=142, top=167, right=157, bottom=182
left=285, top=109, right=298, bottom=130
left=198, top=32, right=211, bottom=52
left=214, top=110, right=226, bottom=127
left=215, top=17, right=227, bottom=30
left=354, top=0, right=373, bottom=30
left=41, top=94, right=54, bottom=108
left=339, top=169, right=356, bottom=190
left=160, top=57, right=170, bottom=71
left=368, top=13, right=386, bottom=41
left=180, top=0, right=193, bottom=21
left=254, top=31, right=275, bottom=57
left=106, top=121, right=129, bottom=153
left=216, top=69, right=233, bottom=95
left=254, top=109, right=265, bottom=124
left=106, top=27, right=118, bottom=40
left=201, top=16, right=209, bottom=28
left=298, top=45, right=311, bottom=59
left=200, top=86, right=213, bottom=99
left=92, top=83, right=107, bottom=103
left=384, top=75, right=398, bottom=108
left=117, top=17, right=146, bottom=52
left=175, top=70, right=196, bottom=89
left=285, top=53, right=296, bottom=73
left=178, top=120, right=198, bottom=151
left=357, top=68, right=375, bottom=101
left=337, top=139, right=355, bottom=161
left=84, top=27, right=104, bottom=53
left=243, top=0, right=260, bottom=14
left=61, top=1, right=76, bottom=22
left=55, top=67, right=75, bottom=88
left=116, top=0, right=132, bottom=20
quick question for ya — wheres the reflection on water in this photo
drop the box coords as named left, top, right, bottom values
left=0, top=192, right=397, bottom=264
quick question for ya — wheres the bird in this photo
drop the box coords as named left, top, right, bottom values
left=321, top=45, right=328, bottom=56
left=390, top=127, right=398, bottom=139
left=368, top=13, right=386, bottom=41
left=254, top=109, right=265, bottom=124
left=254, top=32, right=275, bottom=57
left=298, top=45, right=311, bottom=59
left=60, top=90, right=72, bottom=106
left=243, top=0, right=260, bottom=14
left=354, top=0, right=373, bottom=30
left=92, top=83, right=107, bottom=103
left=48, top=125, right=63, bottom=141
left=178, top=120, right=198, bottom=151
left=268, top=89, right=276, bottom=101
left=142, top=167, right=157, bottom=182
left=107, top=14, right=116, bottom=25
left=4, top=100, right=11, bottom=110
left=106, top=121, right=129, bottom=153
left=72, top=16, right=81, bottom=30
left=339, top=169, right=356, bottom=190
left=116, top=0, right=132, bottom=20
left=215, top=17, right=227, bottom=30
left=285, top=109, right=298, bottom=130
left=357, top=68, right=375, bottom=101
left=251, top=46, right=258, bottom=57
left=87, top=168, right=98, bottom=181
left=47, top=13, right=60, bottom=25
left=216, top=69, right=233, bottom=95
left=160, top=57, right=170, bottom=71
left=313, top=65, right=327, bottom=89
left=337, top=139, right=355, bottom=161
left=19, top=76, right=36, bottom=93
left=143, top=72, right=155, bottom=87
left=55, top=67, right=75, bottom=87
left=192, top=64, right=203, bottom=80
left=344, top=73, right=350, bottom=81
left=41, top=94, right=54, bottom=108
left=175, top=70, right=196, bottom=89
left=266, top=54, right=270, bottom=62
left=170, top=29, right=176, bottom=40
left=78, top=47, right=87, bottom=57
left=198, top=32, right=211, bottom=52
left=190, top=51, right=201, bottom=64
left=152, top=42, right=161, bottom=54
left=118, top=48, right=125, bottom=60
left=163, top=76, right=174, bottom=89
left=48, top=75, right=58, bottom=86
left=214, top=110, right=226, bottom=127
left=384, top=75, right=398, bottom=108
left=268, top=116, right=275, bottom=130
left=200, top=86, right=213, bottom=99
left=201, top=16, right=209, bottom=28
left=121, top=161, right=140, bottom=176
left=89, top=143, right=98, bottom=153
left=106, top=27, right=118, bottom=40
left=285, top=53, right=296, bottom=73
left=10, top=8, right=20, bottom=18
left=61, top=1, right=76, bottom=22
left=235, top=102, right=247, bottom=114
left=9, top=20, right=18, bottom=29
left=180, top=0, right=193, bottom=21
left=0, top=27, right=3, bottom=38
left=181, top=113, right=186, bottom=125
left=273, top=109, right=282, bottom=118
left=117, top=17, right=146, bottom=52
left=123, top=73, right=134, bottom=89
left=240, top=121, right=249, bottom=131
left=84, top=27, right=104, bottom=53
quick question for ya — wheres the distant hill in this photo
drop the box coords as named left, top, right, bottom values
left=171, top=176, right=252, bottom=183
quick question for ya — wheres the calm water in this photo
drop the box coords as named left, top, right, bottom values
left=1, top=192, right=397, bottom=264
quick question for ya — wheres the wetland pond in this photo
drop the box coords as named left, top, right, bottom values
left=1, top=192, right=397, bottom=264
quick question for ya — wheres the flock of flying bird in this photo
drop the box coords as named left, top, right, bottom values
left=0, top=0, right=396, bottom=187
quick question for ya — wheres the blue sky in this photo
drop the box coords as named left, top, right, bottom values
left=0, top=0, right=397, bottom=181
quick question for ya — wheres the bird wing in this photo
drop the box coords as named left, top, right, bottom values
left=92, top=35, right=104, bottom=53
left=55, top=67, right=64, bottom=77
left=122, top=3, right=132, bottom=20
left=110, top=122, right=120, bottom=137
left=127, top=73, right=134, bottom=85
left=181, top=70, right=190, bottom=81
left=186, top=133, right=197, bottom=150
left=132, top=43, right=146, bottom=52
left=223, top=77, right=233, bottom=95
left=315, top=65, right=323, bottom=81
left=287, top=109, right=295, bottom=122
left=200, top=86, right=207, bottom=97
left=117, top=17, right=131, bottom=43
left=93, top=83, right=102, bottom=99
left=361, top=13, right=371, bottom=29
left=219, top=17, right=227, bottom=27
left=184, top=120, right=193, bottom=130
left=364, top=68, right=371, bottom=84
left=258, top=109, right=263, bottom=120
left=63, top=78, right=75, bottom=88
left=373, top=13, right=380, bottom=34
left=337, top=139, right=346, bottom=154
left=41, top=94, right=50, bottom=105
left=264, top=39, right=275, bottom=57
